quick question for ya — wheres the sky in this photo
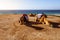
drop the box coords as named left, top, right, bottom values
left=0, top=0, right=60, bottom=10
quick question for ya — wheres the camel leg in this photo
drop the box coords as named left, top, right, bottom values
left=39, top=16, right=45, bottom=24
left=44, top=18, right=50, bottom=25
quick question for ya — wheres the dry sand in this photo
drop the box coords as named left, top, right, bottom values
left=0, top=14, right=60, bottom=40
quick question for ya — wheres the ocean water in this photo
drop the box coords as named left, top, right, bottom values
left=0, top=10, right=60, bottom=15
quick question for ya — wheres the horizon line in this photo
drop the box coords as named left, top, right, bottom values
left=0, top=9, right=60, bottom=10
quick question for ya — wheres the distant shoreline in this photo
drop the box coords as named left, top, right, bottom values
left=46, top=14, right=60, bottom=16
left=0, top=13, right=60, bottom=16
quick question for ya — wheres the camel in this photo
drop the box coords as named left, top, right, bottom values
left=19, top=14, right=29, bottom=25
left=36, top=14, right=50, bottom=25
left=29, top=13, right=36, bottom=17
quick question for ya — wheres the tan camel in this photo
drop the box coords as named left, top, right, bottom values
left=36, top=14, right=50, bottom=25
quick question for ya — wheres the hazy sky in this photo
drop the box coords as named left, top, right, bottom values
left=0, top=0, right=60, bottom=10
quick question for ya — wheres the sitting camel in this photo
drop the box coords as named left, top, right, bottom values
left=36, top=13, right=50, bottom=25
left=19, top=14, right=29, bottom=25
left=29, top=13, right=36, bottom=17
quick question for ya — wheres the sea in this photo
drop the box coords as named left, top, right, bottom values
left=0, top=10, right=60, bottom=16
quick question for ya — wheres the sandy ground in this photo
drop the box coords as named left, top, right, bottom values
left=0, top=14, right=60, bottom=40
